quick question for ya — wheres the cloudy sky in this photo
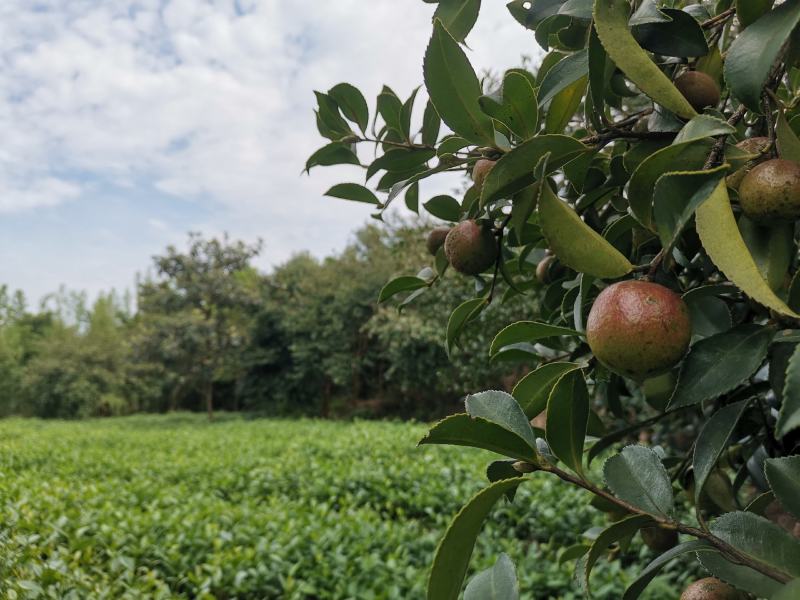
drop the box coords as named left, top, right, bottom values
left=0, top=1, right=540, bottom=304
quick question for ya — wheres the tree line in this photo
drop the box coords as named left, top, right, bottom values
left=0, top=220, right=530, bottom=419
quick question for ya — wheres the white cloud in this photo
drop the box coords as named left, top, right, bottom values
left=0, top=0, right=541, bottom=300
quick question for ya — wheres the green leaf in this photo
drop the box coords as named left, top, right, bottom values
left=315, top=91, right=353, bottom=137
left=537, top=50, right=589, bottom=106
left=777, top=343, right=800, bottom=438
left=738, top=0, right=776, bottom=28
left=490, top=321, right=582, bottom=357
left=486, top=460, right=522, bottom=501
left=464, top=553, right=519, bottom=600
left=653, top=165, right=728, bottom=256
left=632, top=8, right=708, bottom=58
left=424, top=20, right=495, bottom=146
left=378, top=276, right=429, bottom=303
left=558, top=0, right=592, bottom=21
left=776, top=110, right=800, bottom=162
left=710, top=511, right=800, bottom=580
left=479, top=72, right=540, bottom=140
left=466, top=390, right=537, bottom=451
left=434, top=0, right=482, bottom=43
left=623, top=540, right=714, bottom=600
left=538, top=182, right=634, bottom=278
left=668, top=325, right=773, bottom=409
left=695, top=179, right=800, bottom=318
left=593, top=0, right=697, bottom=120
left=765, top=456, right=800, bottom=521
left=447, top=298, right=487, bottom=357
left=422, top=100, right=441, bottom=146
left=377, top=86, right=405, bottom=136
left=513, top=362, right=584, bottom=420
left=544, top=75, right=587, bottom=135
left=582, top=515, right=655, bottom=594
left=426, top=478, right=526, bottom=600
left=772, top=579, right=800, bottom=600
left=725, top=0, right=800, bottom=112
left=405, top=182, right=419, bottom=213
left=628, top=0, right=671, bottom=26
left=325, top=183, right=380, bottom=205
left=367, top=148, right=435, bottom=179
left=481, top=135, right=587, bottom=205
left=693, top=400, right=751, bottom=508
left=739, top=218, right=794, bottom=292
left=328, top=83, right=369, bottom=133
left=698, top=551, right=784, bottom=598
left=604, top=445, right=674, bottom=517
left=686, top=295, right=732, bottom=340
left=546, top=370, right=589, bottom=476
left=673, top=115, right=736, bottom=146
left=628, top=140, right=712, bottom=230
left=419, top=414, right=536, bottom=462
left=305, top=143, right=360, bottom=172
left=424, top=195, right=462, bottom=221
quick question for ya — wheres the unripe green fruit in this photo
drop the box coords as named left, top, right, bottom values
left=641, top=526, right=678, bottom=553
left=680, top=578, right=744, bottom=600
left=739, top=158, right=800, bottom=223
left=471, top=159, right=496, bottom=190
left=674, top=71, right=720, bottom=112
left=586, top=281, right=692, bottom=380
left=444, top=220, right=498, bottom=275
left=727, top=137, right=770, bottom=190
left=426, top=227, right=451, bottom=256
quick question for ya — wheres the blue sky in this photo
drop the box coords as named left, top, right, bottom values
left=0, top=0, right=539, bottom=304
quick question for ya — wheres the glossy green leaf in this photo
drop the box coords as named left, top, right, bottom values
left=447, top=297, right=487, bottom=357
left=593, top=0, right=697, bottom=119
left=628, top=0, right=671, bottom=26
left=776, top=110, right=800, bottom=162
left=328, top=83, right=369, bottom=133
left=558, top=0, right=592, bottom=20
left=777, top=343, right=800, bottom=438
left=422, top=100, right=442, bottom=146
left=772, top=579, right=800, bottom=600
left=426, top=478, right=526, bottom=600
left=424, top=20, right=495, bottom=146
left=367, top=148, right=435, bottom=179
left=480, top=72, right=539, bottom=140
left=765, top=456, right=800, bottom=521
left=693, top=400, right=751, bottom=508
left=668, top=325, right=773, bottom=409
left=653, top=165, right=728, bottom=255
left=512, top=362, right=583, bottom=420
left=434, top=0, right=482, bottom=43
left=405, top=181, right=419, bottom=213
left=698, top=551, right=784, bottom=598
left=632, top=8, right=708, bottom=58
left=537, top=50, right=589, bottom=106
left=546, top=370, right=589, bottom=476
left=315, top=91, right=353, bottom=137
left=419, top=414, right=536, bottom=462
left=538, top=182, right=633, bottom=278
left=466, top=390, right=537, bottom=451
left=464, top=553, right=519, bottom=600
left=325, top=183, right=380, bottom=205
left=673, top=115, right=736, bottom=146
left=725, top=0, right=800, bottom=112
left=582, top=515, right=654, bottom=594
left=378, top=276, right=429, bottom=303
left=604, top=445, right=673, bottom=517
left=486, top=460, right=522, bottom=501
left=377, top=86, right=405, bottom=136
left=623, top=540, right=714, bottom=600
left=686, top=295, right=732, bottom=340
left=481, top=135, right=587, bottom=205
left=739, top=218, right=793, bottom=292
left=544, top=75, right=587, bottom=135
left=738, top=0, right=776, bottom=28
left=305, top=143, right=360, bottom=172
left=490, top=321, right=582, bottom=357
left=695, top=179, right=800, bottom=318
left=424, top=195, right=462, bottom=221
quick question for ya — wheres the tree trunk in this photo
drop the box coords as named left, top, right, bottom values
left=204, top=380, right=214, bottom=421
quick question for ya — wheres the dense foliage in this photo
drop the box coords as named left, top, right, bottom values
left=0, top=415, right=693, bottom=599
left=307, top=0, right=800, bottom=598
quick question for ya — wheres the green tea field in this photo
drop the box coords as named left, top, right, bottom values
left=0, top=415, right=686, bottom=599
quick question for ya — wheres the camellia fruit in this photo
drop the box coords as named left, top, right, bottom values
left=426, top=227, right=450, bottom=256
left=536, top=254, right=563, bottom=284
left=471, top=159, right=496, bottom=190
left=586, top=280, right=691, bottom=379
left=680, top=577, right=744, bottom=600
left=640, top=526, right=678, bottom=553
left=444, top=220, right=497, bottom=275
left=738, top=158, right=800, bottom=223
left=727, top=137, right=770, bottom=190
left=674, top=71, right=721, bottom=112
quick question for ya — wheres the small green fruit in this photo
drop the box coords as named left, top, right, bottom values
left=586, top=281, right=692, bottom=380
left=674, top=71, right=721, bottom=112
left=727, top=137, right=770, bottom=190
left=426, top=227, right=450, bottom=256
left=641, top=526, right=678, bottom=553
left=444, top=220, right=498, bottom=275
left=739, top=158, right=800, bottom=223
left=471, top=159, right=496, bottom=190
left=680, top=577, right=744, bottom=600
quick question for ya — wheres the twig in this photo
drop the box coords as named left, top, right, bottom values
left=487, top=214, right=513, bottom=303
left=701, top=7, right=735, bottom=30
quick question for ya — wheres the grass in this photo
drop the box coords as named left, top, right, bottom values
left=0, top=414, right=686, bottom=599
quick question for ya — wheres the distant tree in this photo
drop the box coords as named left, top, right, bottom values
left=135, top=233, right=262, bottom=419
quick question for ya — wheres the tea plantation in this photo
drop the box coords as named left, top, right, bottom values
left=0, top=415, right=687, bottom=598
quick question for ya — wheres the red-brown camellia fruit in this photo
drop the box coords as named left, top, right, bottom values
left=674, top=71, right=721, bottom=112
left=738, top=158, right=800, bottom=223
left=426, top=227, right=450, bottom=256
left=471, top=159, right=496, bottom=190
left=680, top=577, right=744, bottom=600
left=586, top=280, right=692, bottom=379
left=444, top=220, right=497, bottom=275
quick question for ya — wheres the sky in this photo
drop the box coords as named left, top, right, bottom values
left=0, top=1, right=541, bottom=304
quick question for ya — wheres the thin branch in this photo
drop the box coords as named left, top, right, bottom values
left=701, top=7, right=735, bottom=30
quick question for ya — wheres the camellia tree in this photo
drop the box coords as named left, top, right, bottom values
left=307, top=1, right=800, bottom=598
